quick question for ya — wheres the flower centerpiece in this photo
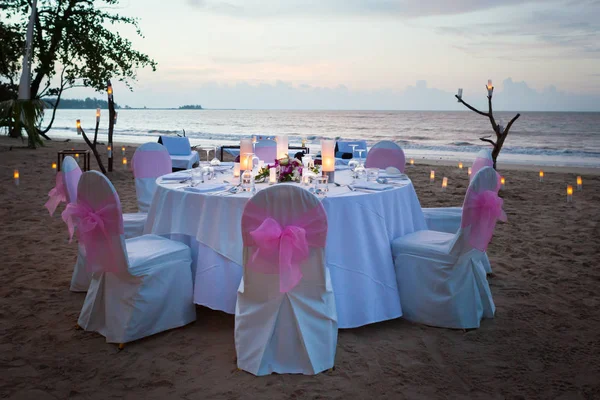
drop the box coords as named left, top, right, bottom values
left=255, top=155, right=319, bottom=183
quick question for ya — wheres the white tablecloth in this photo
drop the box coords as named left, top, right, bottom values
left=144, top=169, right=427, bottom=328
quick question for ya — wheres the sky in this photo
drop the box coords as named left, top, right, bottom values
left=64, top=0, right=600, bottom=110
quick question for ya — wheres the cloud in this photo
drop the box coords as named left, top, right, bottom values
left=187, top=0, right=547, bottom=18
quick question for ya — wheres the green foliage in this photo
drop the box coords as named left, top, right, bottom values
left=0, top=99, right=46, bottom=148
left=44, top=97, right=121, bottom=109
left=179, top=105, right=203, bottom=110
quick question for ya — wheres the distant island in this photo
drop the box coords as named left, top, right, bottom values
left=178, top=105, right=203, bottom=110
left=45, top=97, right=121, bottom=109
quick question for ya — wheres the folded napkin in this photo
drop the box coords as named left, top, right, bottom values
left=183, top=184, right=228, bottom=193
left=378, top=172, right=408, bottom=179
left=335, top=165, right=353, bottom=171
left=352, top=182, right=393, bottom=191
left=161, top=172, right=191, bottom=181
left=213, top=165, right=233, bottom=172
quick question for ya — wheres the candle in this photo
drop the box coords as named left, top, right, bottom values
left=76, top=119, right=82, bottom=135
left=107, top=83, right=113, bottom=97
left=107, top=145, right=112, bottom=158
left=487, top=79, right=494, bottom=97
left=233, top=162, right=240, bottom=177
left=276, top=135, right=288, bottom=159
left=500, top=176, right=506, bottom=189
left=410, top=158, right=414, bottom=166
left=269, top=167, right=276, bottom=184
left=75, top=153, right=79, bottom=160
left=122, top=157, right=127, bottom=167
left=430, top=170, right=435, bottom=183
left=539, top=170, right=544, bottom=182
left=301, top=137, right=307, bottom=147
left=442, top=177, right=448, bottom=191
left=96, top=108, right=101, bottom=123
left=52, top=162, right=57, bottom=171
left=458, top=162, right=463, bottom=169
left=321, top=139, right=335, bottom=172
left=457, top=88, right=463, bottom=100
left=240, top=139, right=253, bottom=171
left=567, top=185, right=573, bottom=203
left=14, top=169, right=19, bottom=186
left=468, top=167, right=472, bottom=176
left=577, top=176, right=582, bottom=191
left=121, top=146, right=126, bottom=156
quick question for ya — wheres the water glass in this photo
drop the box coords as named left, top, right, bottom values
left=241, top=170, right=253, bottom=191
left=314, top=175, right=328, bottom=194
left=191, top=167, right=203, bottom=185
left=367, top=168, right=379, bottom=182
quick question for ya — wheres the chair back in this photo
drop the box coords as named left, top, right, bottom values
left=254, top=138, right=277, bottom=162
left=132, top=142, right=172, bottom=212
left=159, top=136, right=192, bottom=155
left=459, top=167, right=507, bottom=252
left=364, top=140, right=406, bottom=172
left=62, top=171, right=129, bottom=275
left=241, top=185, right=328, bottom=298
left=62, top=156, right=82, bottom=204
left=336, top=140, right=367, bottom=158
left=471, top=149, right=494, bottom=180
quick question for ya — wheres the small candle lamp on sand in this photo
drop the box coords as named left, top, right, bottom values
left=458, top=162, right=463, bottom=170
left=14, top=169, right=19, bottom=186
left=441, top=177, right=448, bottom=191
left=122, top=157, right=127, bottom=168
left=500, top=176, right=506, bottom=189
left=430, top=170, right=435, bottom=183
left=52, top=162, right=57, bottom=171
left=539, top=170, right=544, bottom=182
left=567, top=185, right=573, bottom=203
left=410, top=158, right=414, bottom=166
left=577, top=176, right=582, bottom=191
left=121, top=146, right=126, bottom=156
left=468, top=167, right=472, bottom=177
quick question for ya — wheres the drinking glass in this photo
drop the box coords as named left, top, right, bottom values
left=210, top=146, right=221, bottom=166
left=367, top=168, right=379, bottom=182
left=191, top=166, right=203, bottom=185
left=314, top=175, right=329, bottom=195
left=201, top=165, right=213, bottom=181
left=241, top=170, right=253, bottom=191
left=356, top=148, right=366, bottom=166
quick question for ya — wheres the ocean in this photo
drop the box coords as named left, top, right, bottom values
left=43, top=109, right=600, bottom=168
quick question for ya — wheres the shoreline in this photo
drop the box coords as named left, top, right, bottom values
left=2, top=135, right=599, bottom=175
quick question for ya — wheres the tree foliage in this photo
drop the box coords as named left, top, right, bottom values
left=0, top=0, right=157, bottom=136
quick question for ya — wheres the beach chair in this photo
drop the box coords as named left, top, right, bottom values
left=235, top=184, right=337, bottom=375
left=391, top=167, right=505, bottom=329
left=254, top=138, right=277, bottom=162
left=158, top=136, right=199, bottom=170
left=68, top=171, right=195, bottom=346
left=131, top=142, right=172, bottom=213
left=364, top=140, right=406, bottom=172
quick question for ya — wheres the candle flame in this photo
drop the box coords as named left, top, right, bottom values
left=52, top=162, right=57, bottom=169
left=458, top=162, right=463, bottom=169
left=410, top=158, right=414, bottom=165
left=539, top=170, right=544, bottom=177
left=13, top=170, right=19, bottom=179
left=96, top=108, right=101, bottom=118
left=442, top=177, right=448, bottom=188
left=107, top=85, right=113, bottom=95
left=122, top=157, right=127, bottom=165
left=501, top=177, right=506, bottom=185
left=487, top=79, right=493, bottom=89
left=430, top=170, right=435, bottom=180
left=468, top=167, right=472, bottom=176
left=567, top=185, right=573, bottom=195
left=577, top=176, right=582, bottom=185
left=76, top=119, right=81, bottom=129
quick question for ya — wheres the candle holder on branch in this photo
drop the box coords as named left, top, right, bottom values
left=455, top=80, right=521, bottom=170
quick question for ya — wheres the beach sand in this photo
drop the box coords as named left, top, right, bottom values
left=1, top=136, right=599, bottom=399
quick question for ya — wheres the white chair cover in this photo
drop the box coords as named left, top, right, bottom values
left=392, top=167, right=503, bottom=329
left=235, top=184, right=337, bottom=375
left=132, top=142, right=172, bottom=213
left=254, top=139, right=277, bottom=162
left=364, top=140, right=406, bottom=172
left=159, top=136, right=199, bottom=169
left=74, top=171, right=195, bottom=344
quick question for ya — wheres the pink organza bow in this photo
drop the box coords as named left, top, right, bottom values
left=461, top=190, right=507, bottom=251
left=61, top=201, right=124, bottom=273
left=249, top=218, right=310, bottom=293
left=44, top=173, right=67, bottom=216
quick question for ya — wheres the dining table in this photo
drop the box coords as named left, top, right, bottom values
left=144, top=165, right=427, bottom=329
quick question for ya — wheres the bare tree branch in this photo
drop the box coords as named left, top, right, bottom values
left=455, top=95, right=489, bottom=117
left=480, top=137, right=497, bottom=146
left=79, top=127, right=107, bottom=174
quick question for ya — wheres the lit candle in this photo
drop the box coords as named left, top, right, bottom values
left=240, top=139, right=253, bottom=171
left=457, top=88, right=463, bottom=100
left=577, top=176, right=582, bottom=191
left=320, top=139, right=335, bottom=172
left=75, top=153, right=79, bottom=160
left=52, top=162, right=57, bottom=171
left=233, top=162, right=240, bottom=177
left=539, top=170, right=544, bottom=182
left=121, top=146, right=126, bottom=156
left=458, top=161, right=463, bottom=169
left=430, top=170, right=435, bottom=183
left=107, top=145, right=112, bottom=158
left=96, top=108, right=101, bottom=123
left=487, top=79, right=494, bottom=97
left=269, top=167, right=276, bottom=184
left=107, top=83, right=113, bottom=97
left=276, top=135, right=288, bottom=159
left=500, top=176, right=506, bottom=189
left=76, top=119, right=82, bottom=135
left=14, top=169, right=19, bottom=186
left=122, top=157, right=127, bottom=167
left=468, top=167, right=472, bottom=177
left=567, top=185, right=573, bottom=203
left=442, top=177, right=448, bottom=191
left=410, top=158, right=414, bottom=166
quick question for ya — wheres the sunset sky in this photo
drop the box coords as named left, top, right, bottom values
left=67, top=0, right=600, bottom=110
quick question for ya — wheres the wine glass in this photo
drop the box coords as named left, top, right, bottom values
left=356, top=148, right=366, bottom=166
left=354, top=148, right=367, bottom=181
left=210, top=146, right=221, bottom=166
left=347, top=144, right=359, bottom=171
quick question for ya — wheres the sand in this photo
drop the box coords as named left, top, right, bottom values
left=1, top=136, right=599, bottom=399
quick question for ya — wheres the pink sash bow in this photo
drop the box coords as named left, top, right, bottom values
left=61, top=201, right=124, bottom=273
left=461, top=190, right=507, bottom=251
left=44, top=174, right=67, bottom=216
